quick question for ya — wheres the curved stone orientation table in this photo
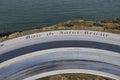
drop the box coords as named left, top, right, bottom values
left=0, top=30, right=120, bottom=80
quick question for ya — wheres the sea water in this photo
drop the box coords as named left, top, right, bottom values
left=0, top=0, right=120, bottom=32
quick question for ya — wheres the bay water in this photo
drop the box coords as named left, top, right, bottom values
left=0, top=0, right=120, bottom=32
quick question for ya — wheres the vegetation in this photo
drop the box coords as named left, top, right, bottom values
left=37, top=73, right=115, bottom=80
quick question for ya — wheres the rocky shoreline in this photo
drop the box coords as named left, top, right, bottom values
left=0, top=19, right=120, bottom=42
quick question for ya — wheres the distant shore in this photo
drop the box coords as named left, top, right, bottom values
left=0, top=19, right=120, bottom=42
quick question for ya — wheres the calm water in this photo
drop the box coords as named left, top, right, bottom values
left=0, top=0, right=120, bottom=32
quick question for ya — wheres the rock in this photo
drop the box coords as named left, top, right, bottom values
left=89, top=26, right=105, bottom=31
left=7, top=32, right=20, bottom=39
left=0, top=36, right=7, bottom=42
left=101, top=20, right=111, bottom=23
left=21, top=29, right=40, bottom=35
left=78, top=20, right=85, bottom=23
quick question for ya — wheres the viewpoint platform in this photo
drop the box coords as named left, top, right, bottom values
left=0, top=30, right=120, bottom=80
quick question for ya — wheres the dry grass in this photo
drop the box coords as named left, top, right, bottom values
left=36, top=73, right=115, bottom=80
